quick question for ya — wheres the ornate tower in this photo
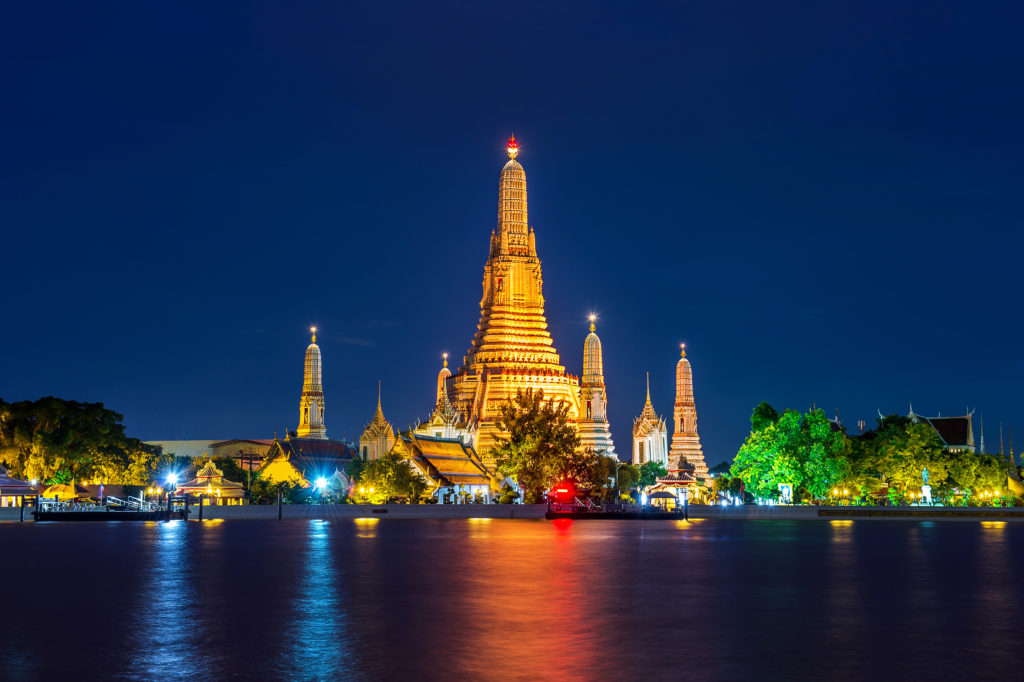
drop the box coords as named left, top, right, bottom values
left=297, top=327, right=327, bottom=440
left=632, top=373, right=668, bottom=466
left=577, top=315, right=617, bottom=458
left=448, top=136, right=581, bottom=463
left=669, top=344, right=708, bottom=479
left=436, top=353, right=452, bottom=408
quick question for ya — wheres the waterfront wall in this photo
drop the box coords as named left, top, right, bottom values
left=180, top=503, right=548, bottom=520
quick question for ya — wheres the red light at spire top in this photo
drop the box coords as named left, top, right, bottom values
left=506, top=135, right=519, bottom=159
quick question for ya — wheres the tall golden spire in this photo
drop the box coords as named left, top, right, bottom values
left=646, top=372, right=651, bottom=405
left=448, top=136, right=581, bottom=462
left=297, top=327, right=326, bottom=439
left=670, top=343, right=708, bottom=479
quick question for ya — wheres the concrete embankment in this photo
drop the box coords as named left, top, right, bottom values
left=687, top=505, right=1024, bottom=521
left=6, top=504, right=1024, bottom=522
left=0, top=503, right=549, bottom=521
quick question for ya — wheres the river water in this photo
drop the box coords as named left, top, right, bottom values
left=2, top=518, right=1022, bottom=680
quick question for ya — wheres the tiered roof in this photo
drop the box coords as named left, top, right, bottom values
left=394, top=433, right=498, bottom=490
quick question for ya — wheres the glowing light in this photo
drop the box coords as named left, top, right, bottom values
left=315, top=477, right=328, bottom=489
left=31, top=479, right=38, bottom=486
left=166, top=473, right=178, bottom=485
left=506, top=134, right=519, bottom=159
left=588, top=313, right=596, bottom=322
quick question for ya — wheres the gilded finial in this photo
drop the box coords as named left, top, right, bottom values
left=588, top=313, right=596, bottom=333
left=442, top=352, right=448, bottom=368
left=645, top=371, right=651, bottom=404
left=507, top=134, right=519, bottom=159
left=310, top=326, right=317, bottom=343
left=680, top=343, right=686, bottom=358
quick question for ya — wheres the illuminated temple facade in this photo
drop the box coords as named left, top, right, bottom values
left=669, top=344, right=709, bottom=480
left=446, top=136, right=581, bottom=463
left=632, top=373, right=669, bottom=466
left=296, top=327, right=327, bottom=439
left=577, top=316, right=617, bottom=457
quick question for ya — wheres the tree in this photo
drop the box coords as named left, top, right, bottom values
left=637, top=460, right=667, bottom=489
left=491, top=388, right=581, bottom=503
left=731, top=408, right=849, bottom=501
left=615, top=463, right=640, bottom=492
left=352, top=451, right=427, bottom=503
left=0, top=397, right=167, bottom=484
left=750, top=402, right=780, bottom=433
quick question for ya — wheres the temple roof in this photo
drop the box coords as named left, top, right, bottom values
left=395, top=433, right=497, bottom=489
left=363, top=384, right=396, bottom=439
left=0, top=466, right=34, bottom=496
left=908, top=407, right=974, bottom=449
left=176, top=460, right=245, bottom=495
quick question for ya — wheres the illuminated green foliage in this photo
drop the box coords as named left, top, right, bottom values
left=730, top=405, right=849, bottom=501
left=0, top=397, right=168, bottom=484
left=352, top=451, right=428, bottom=503
left=637, top=460, right=667, bottom=489
left=492, top=388, right=581, bottom=503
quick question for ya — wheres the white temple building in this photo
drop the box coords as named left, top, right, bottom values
left=577, top=315, right=617, bottom=458
left=296, top=327, right=327, bottom=439
left=632, top=373, right=668, bottom=466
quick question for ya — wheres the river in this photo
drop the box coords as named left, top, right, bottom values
left=1, top=518, right=1021, bottom=680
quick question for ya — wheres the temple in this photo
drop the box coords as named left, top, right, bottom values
left=359, top=383, right=396, bottom=460
left=296, top=327, right=327, bottom=439
left=175, top=460, right=246, bottom=505
left=632, top=373, right=668, bottom=466
left=577, top=315, right=617, bottom=457
left=258, top=435, right=357, bottom=490
left=447, top=136, right=581, bottom=464
left=907, top=406, right=976, bottom=453
left=414, top=354, right=475, bottom=444
left=668, top=344, right=709, bottom=480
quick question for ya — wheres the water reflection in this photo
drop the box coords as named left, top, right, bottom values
left=276, top=520, right=352, bottom=679
left=128, top=521, right=210, bottom=677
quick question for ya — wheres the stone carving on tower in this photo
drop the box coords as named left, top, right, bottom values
left=447, top=136, right=581, bottom=465
left=359, top=382, right=396, bottom=460
left=632, top=373, right=668, bottom=466
left=577, top=315, right=617, bottom=458
left=296, top=327, right=327, bottom=440
left=669, top=344, right=708, bottom=480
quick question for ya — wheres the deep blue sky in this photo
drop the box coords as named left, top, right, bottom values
left=3, top=1, right=1022, bottom=465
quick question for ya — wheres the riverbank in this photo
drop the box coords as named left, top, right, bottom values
left=6, top=503, right=1024, bottom=522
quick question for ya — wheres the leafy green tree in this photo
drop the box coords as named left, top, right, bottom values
left=491, top=388, right=581, bottom=503
left=750, top=402, right=780, bottom=433
left=731, top=408, right=849, bottom=501
left=0, top=397, right=166, bottom=484
left=637, top=460, right=667, bottom=489
left=352, top=451, right=428, bottom=503
left=615, top=463, right=640, bottom=491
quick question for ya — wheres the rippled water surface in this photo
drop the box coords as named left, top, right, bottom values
left=3, top=518, right=1023, bottom=680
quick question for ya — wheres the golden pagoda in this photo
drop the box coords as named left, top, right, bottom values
left=447, top=136, right=581, bottom=463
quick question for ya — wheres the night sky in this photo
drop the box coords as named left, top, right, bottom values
left=3, top=2, right=1022, bottom=465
